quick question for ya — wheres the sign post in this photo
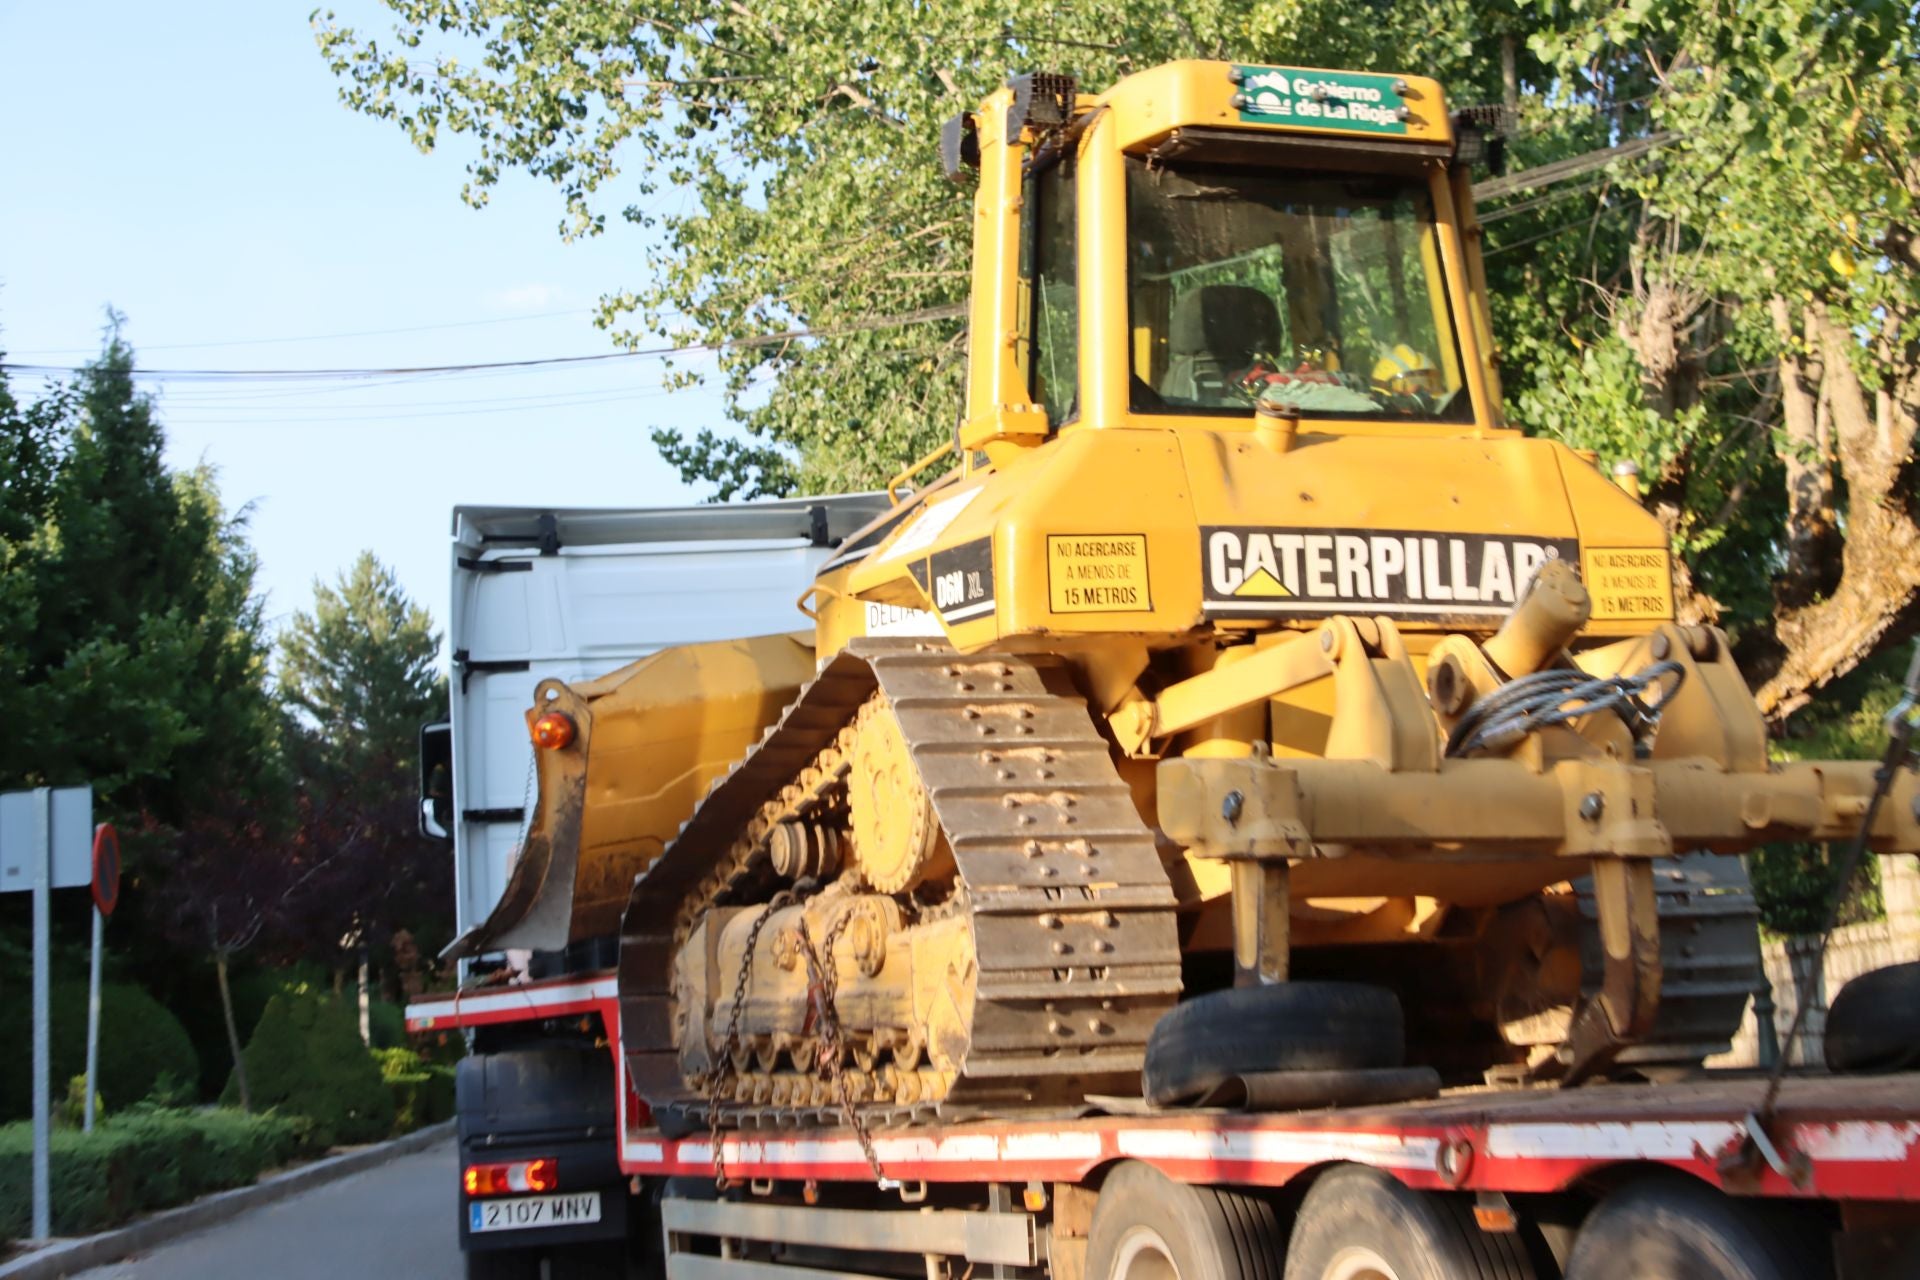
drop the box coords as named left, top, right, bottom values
left=31, top=790, right=50, bottom=1242
left=1, top=786, right=95, bottom=1242
left=83, top=824, right=120, bottom=1134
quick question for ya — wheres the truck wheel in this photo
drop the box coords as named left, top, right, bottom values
left=1086, top=1161, right=1284, bottom=1280
left=1144, top=983, right=1404, bottom=1107
left=1562, top=1174, right=1828, bottom=1280
left=465, top=1247, right=541, bottom=1280
left=1283, top=1165, right=1533, bottom=1280
left=1825, top=960, right=1920, bottom=1073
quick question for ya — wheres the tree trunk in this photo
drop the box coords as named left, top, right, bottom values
left=1500, top=35, right=1519, bottom=118
left=1755, top=501, right=1920, bottom=719
left=216, top=949, right=252, bottom=1113
left=1755, top=302, right=1920, bottom=720
left=1617, top=229, right=1717, bottom=622
left=1770, top=296, right=1843, bottom=608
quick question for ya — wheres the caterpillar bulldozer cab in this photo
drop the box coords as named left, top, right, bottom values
left=457, top=62, right=1920, bottom=1128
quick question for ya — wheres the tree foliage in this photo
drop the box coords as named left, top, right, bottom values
left=0, top=321, right=280, bottom=819
left=0, top=982, right=198, bottom=1122
left=2, top=329, right=457, bottom=1097
left=280, top=551, right=444, bottom=782
left=314, top=0, right=1917, bottom=726
left=276, top=552, right=452, bottom=960
left=1520, top=0, right=1920, bottom=718
left=314, top=0, right=1562, bottom=497
left=221, top=991, right=395, bottom=1146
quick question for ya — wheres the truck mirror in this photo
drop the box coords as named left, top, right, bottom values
left=419, top=720, right=453, bottom=841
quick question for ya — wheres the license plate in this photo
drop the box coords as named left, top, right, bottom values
left=469, top=1192, right=602, bottom=1234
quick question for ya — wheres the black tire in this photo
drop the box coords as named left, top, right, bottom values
left=1825, top=960, right=1920, bottom=1073
left=1562, top=1174, right=1830, bottom=1280
left=465, top=1246, right=541, bottom=1280
left=1283, top=1165, right=1534, bottom=1280
left=1144, top=983, right=1404, bottom=1107
left=1087, top=1161, right=1285, bottom=1280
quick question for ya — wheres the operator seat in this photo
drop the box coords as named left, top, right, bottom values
left=1160, top=284, right=1284, bottom=406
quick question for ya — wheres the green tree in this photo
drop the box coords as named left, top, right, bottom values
left=1522, top=0, right=1920, bottom=721
left=276, top=553, right=451, bottom=980
left=279, top=551, right=444, bottom=780
left=0, top=321, right=280, bottom=816
left=1, top=320, right=291, bottom=1103
left=313, top=0, right=1552, bottom=497
left=314, top=0, right=1915, bottom=745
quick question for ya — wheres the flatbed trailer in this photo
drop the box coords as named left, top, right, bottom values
left=411, top=972, right=1920, bottom=1279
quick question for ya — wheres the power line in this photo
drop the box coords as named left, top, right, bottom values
left=0, top=302, right=967, bottom=384
left=167, top=387, right=687, bottom=425
left=1479, top=173, right=1617, bottom=225
left=1485, top=198, right=1643, bottom=258
left=1474, top=132, right=1674, bottom=202
left=6, top=308, right=601, bottom=357
left=0, top=135, right=1665, bottom=395
left=158, top=382, right=681, bottom=415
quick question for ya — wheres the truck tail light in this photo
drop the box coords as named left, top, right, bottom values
left=464, top=1158, right=559, bottom=1196
left=531, top=711, right=577, bottom=750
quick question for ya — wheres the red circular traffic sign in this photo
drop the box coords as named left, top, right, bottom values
left=91, top=824, right=121, bottom=917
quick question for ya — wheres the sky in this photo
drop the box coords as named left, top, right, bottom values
left=0, top=0, right=727, bottom=645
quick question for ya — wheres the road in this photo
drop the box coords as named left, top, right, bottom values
left=73, top=1139, right=463, bottom=1280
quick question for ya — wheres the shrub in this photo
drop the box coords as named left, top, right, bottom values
left=368, top=1000, right=407, bottom=1050
left=55, top=1076, right=103, bottom=1131
left=375, top=1048, right=455, bottom=1133
left=1751, top=842, right=1882, bottom=937
left=0, top=983, right=198, bottom=1123
left=0, top=1108, right=303, bottom=1239
left=144, top=1070, right=194, bottom=1109
left=224, top=993, right=393, bottom=1147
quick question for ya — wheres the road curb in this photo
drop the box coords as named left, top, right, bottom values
left=0, top=1119, right=456, bottom=1280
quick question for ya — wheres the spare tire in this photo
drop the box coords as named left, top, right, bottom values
left=1825, top=960, right=1920, bottom=1073
left=1143, top=982, right=1405, bottom=1107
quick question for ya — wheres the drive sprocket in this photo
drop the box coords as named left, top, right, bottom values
left=847, top=698, right=950, bottom=894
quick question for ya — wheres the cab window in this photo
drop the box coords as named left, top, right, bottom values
left=1025, top=161, right=1078, bottom=424
left=1126, top=157, right=1470, bottom=422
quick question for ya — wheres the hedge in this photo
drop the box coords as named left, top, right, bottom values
left=224, top=993, right=393, bottom=1147
left=0, top=1108, right=305, bottom=1239
left=375, top=1048, right=456, bottom=1134
left=0, top=983, right=199, bottom=1122
left=368, top=999, right=407, bottom=1050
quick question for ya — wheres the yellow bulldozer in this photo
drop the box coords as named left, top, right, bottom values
left=453, top=61, right=1920, bottom=1128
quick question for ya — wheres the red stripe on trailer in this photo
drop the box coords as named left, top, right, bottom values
left=617, top=1079, right=1920, bottom=1203
left=406, top=975, right=619, bottom=1032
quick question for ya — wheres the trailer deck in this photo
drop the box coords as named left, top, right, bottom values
left=409, top=973, right=1920, bottom=1204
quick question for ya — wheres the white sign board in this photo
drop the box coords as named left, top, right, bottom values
left=0, top=787, right=93, bottom=892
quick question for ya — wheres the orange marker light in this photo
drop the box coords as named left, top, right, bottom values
left=531, top=711, right=577, bottom=751
left=524, top=1158, right=558, bottom=1193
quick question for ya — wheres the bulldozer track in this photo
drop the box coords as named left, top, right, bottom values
left=619, top=640, right=1182, bottom=1126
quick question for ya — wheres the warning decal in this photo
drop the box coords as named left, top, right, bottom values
left=1048, top=535, right=1152, bottom=614
left=1582, top=547, right=1675, bottom=622
left=1203, top=526, right=1579, bottom=621
left=909, top=538, right=996, bottom=625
